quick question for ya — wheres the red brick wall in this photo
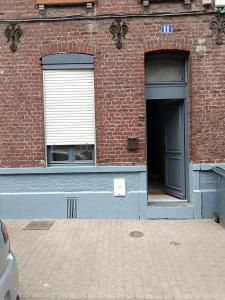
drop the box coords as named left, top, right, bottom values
left=0, top=1, right=224, bottom=167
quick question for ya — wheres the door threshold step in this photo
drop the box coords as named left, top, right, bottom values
left=148, top=194, right=186, bottom=203
left=145, top=202, right=194, bottom=219
left=148, top=201, right=190, bottom=207
left=148, top=199, right=187, bottom=204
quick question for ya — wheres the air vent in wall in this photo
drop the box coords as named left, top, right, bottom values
left=67, top=197, right=78, bottom=218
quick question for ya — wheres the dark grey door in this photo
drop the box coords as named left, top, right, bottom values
left=165, top=100, right=185, bottom=199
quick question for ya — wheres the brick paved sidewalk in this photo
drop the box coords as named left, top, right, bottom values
left=5, top=219, right=225, bottom=300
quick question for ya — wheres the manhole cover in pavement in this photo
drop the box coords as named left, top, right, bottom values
left=170, top=241, right=180, bottom=246
left=23, top=220, right=55, bottom=230
left=130, top=231, right=144, bottom=238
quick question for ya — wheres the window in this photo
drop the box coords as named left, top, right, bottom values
left=47, top=145, right=94, bottom=164
left=42, top=53, right=95, bottom=165
left=145, top=59, right=184, bottom=83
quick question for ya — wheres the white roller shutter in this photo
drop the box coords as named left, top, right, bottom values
left=44, top=69, right=95, bottom=145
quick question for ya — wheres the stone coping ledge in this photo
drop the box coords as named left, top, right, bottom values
left=0, top=165, right=146, bottom=175
left=192, top=163, right=225, bottom=171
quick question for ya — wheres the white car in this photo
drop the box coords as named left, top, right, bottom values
left=0, top=220, right=19, bottom=300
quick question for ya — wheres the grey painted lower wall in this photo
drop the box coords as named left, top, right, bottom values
left=0, top=163, right=224, bottom=219
left=0, top=166, right=147, bottom=219
left=213, top=168, right=225, bottom=227
left=189, top=163, right=225, bottom=219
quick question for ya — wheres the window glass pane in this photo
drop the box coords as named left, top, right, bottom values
left=74, top=145, right=94, bottom=161
left=52, top=145, right=70, bottom=161
left=145, top=60, right=184, bottom=83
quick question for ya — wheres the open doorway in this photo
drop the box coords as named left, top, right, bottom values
left=147, top=100, right=165, bottom=198
left=147, top=99, right=186, bottom=201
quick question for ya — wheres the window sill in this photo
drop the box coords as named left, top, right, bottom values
left=48, top=162, right=95, bottom=167
left=36, top=0, right=96, bottom=5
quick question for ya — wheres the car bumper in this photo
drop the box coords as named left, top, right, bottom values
left=0, top=252, right=19, bottom=300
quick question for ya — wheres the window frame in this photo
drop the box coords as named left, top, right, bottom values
left=145, top=54, right=187, bottom=85
left=47, top=145, right=95, bottom=166
left=42, top=53, right=96, bottom=167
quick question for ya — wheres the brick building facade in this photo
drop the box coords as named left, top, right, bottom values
left=0, top=0, right=224, bottom=219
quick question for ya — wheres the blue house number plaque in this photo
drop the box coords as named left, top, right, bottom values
left=160, top=24, right=173, bottom=33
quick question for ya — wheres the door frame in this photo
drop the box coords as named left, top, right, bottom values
left=145, top=55, right=189, bottom=201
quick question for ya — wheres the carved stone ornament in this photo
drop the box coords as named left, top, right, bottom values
left=5, top=23, right=23, bottom=53
left=110, top=18, right=128, bottom=49
left=210, top=13, right=225, bottom=45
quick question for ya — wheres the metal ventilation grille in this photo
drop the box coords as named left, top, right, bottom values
left=67, top=197, right=78, bottom=218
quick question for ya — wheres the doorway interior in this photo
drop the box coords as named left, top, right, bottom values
left=147, top=99, right=186, bottom=202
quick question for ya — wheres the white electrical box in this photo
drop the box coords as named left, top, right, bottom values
left=215, top=0, right=225, bottom=6
left=114, top=178, right=126, bottom=197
